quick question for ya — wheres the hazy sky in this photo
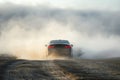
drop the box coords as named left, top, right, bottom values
left=0, top=0, right=120, bottom=11
left=0, top=0, right=120, bottom=59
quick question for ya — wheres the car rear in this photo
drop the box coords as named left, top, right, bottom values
left=47, top=40, right=72, bottom=57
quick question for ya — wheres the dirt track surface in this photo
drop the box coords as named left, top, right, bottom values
left=0, top=58, right=120, bottom=80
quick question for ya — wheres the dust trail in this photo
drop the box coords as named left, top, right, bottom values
left=0, top=3, right=120, bottom=59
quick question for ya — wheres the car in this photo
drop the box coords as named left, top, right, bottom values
left=46, top=40, right=73, bottom=57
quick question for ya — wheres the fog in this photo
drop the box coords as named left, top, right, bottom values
left=0, top=4, right=120, bottom=59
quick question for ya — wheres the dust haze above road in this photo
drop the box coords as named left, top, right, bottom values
left=0, top=3, right=120, bottom=59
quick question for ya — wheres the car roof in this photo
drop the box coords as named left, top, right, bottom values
left=49, top=40, right=70, bottom=45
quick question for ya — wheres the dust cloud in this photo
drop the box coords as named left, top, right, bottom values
left=0, top=3, right=120, bottom=59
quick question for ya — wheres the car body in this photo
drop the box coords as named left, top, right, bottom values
left=46, top=40, right=73, bottom=57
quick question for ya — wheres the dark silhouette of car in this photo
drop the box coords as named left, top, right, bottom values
left=46, top=40, right=73, bottom=57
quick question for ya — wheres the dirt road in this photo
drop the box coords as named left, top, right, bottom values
left=0, top=58, right=120, bottom=80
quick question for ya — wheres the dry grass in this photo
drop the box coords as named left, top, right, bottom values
left=0, top=56, right=120, bottom=80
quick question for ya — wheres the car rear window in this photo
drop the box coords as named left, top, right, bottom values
left=50, top=40, right=70, bottom=45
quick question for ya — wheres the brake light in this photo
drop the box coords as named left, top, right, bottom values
left=65, top=45, right=71, bottom=48
left=48, top=45, right=55, bottom=48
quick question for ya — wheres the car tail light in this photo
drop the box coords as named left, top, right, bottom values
left=48, top=45, right=55, bottom=48
left=65, top=45, right=71, bottom=48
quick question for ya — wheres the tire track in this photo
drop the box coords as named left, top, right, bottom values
left=37, top=60, right=71, bottom=80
